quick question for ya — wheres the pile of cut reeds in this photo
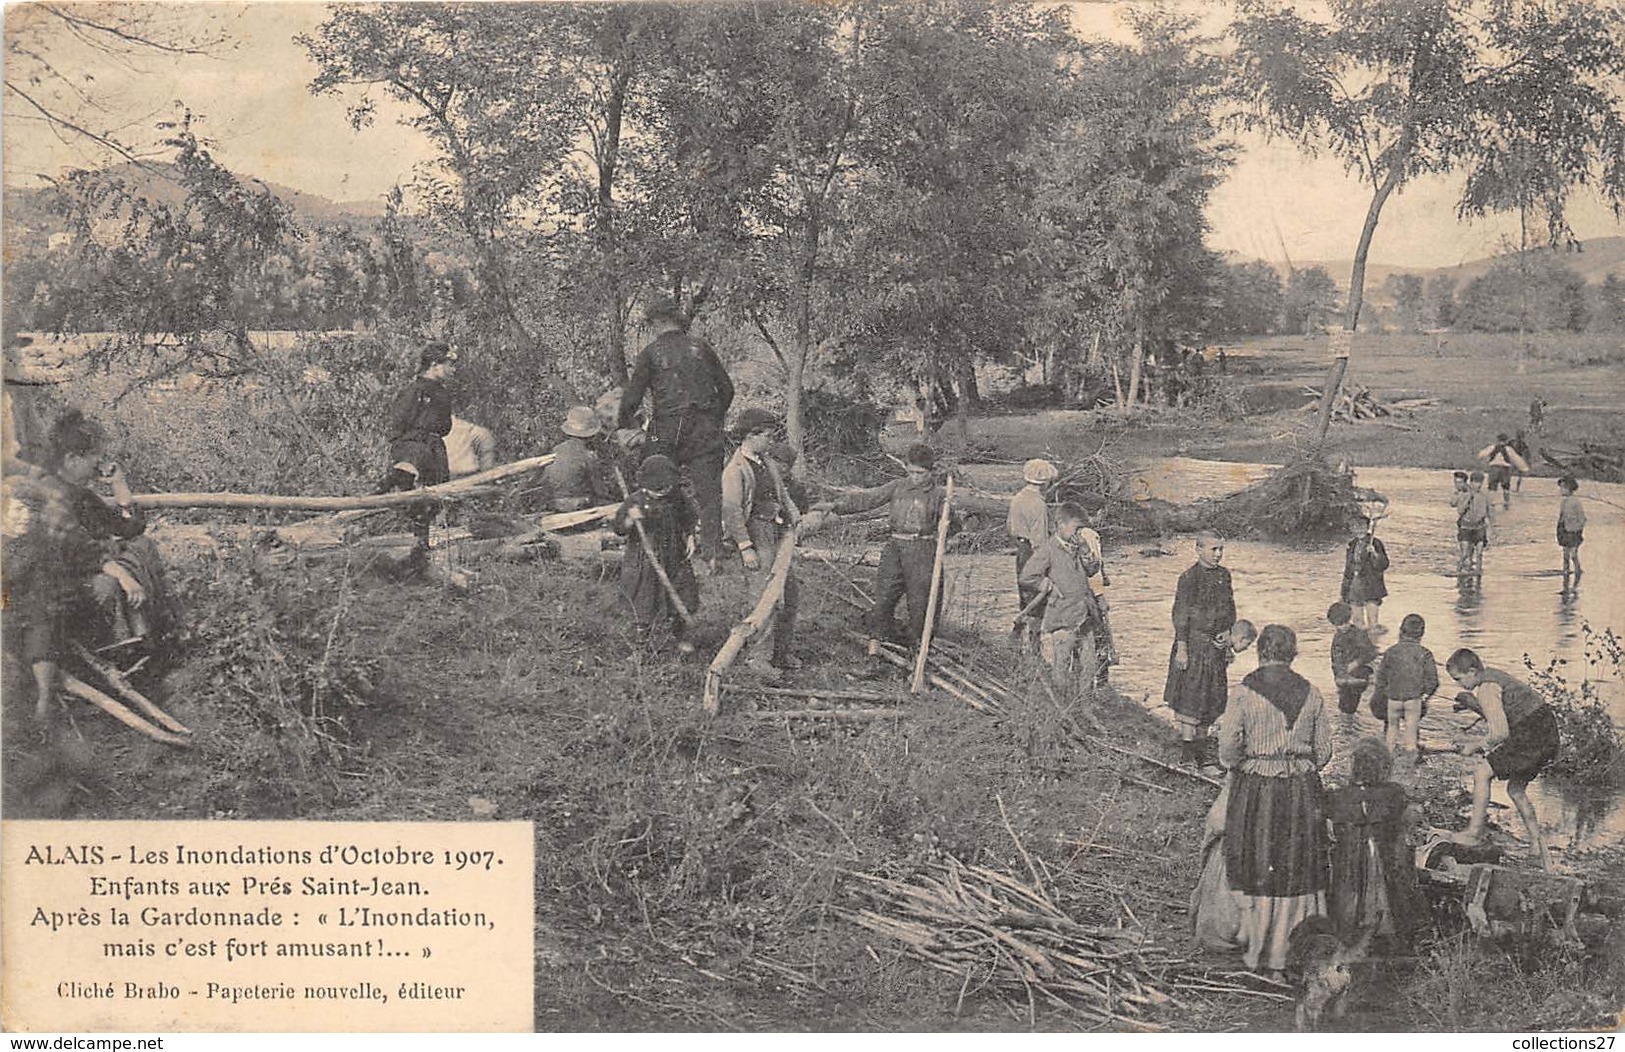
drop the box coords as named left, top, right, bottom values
left=838, top=854, right=1287, bottom=1028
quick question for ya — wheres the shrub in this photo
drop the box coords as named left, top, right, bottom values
left=1524, top=623, right=1625, bottom=786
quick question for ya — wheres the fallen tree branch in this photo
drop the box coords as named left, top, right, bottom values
left=61, top=673, right=191, bottom=746
left=70, top=642, right=191, bottom=735
left=750, top=708, right=907, bottom=721
left=131, top=453, right=556, bottom=511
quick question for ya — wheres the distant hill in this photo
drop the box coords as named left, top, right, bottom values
left=1289, top=236, right=1625, bottom=299
left=2, top=162, right=385, bottom=249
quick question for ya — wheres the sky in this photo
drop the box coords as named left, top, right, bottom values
left=4, top=0, right=1622, bottom=273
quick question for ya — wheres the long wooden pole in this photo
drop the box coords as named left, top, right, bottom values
left=130, top=453, right=556, bottom=511
left=61, top=673, right=191, bottom=746
left=911, top=476, right=954, bottom=695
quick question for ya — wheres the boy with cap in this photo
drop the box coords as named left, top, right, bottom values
left=1008, top=458, right=1056, bottom=648
left=377, top=341, right=458, bottom=573
left=722, top=409, right=803, bottom=675
left=816, top=443, right=958, bottom=657
left=618, top=299, right=734, bottom=572
left=1018, top=502, right=1104, bottom=686
left=543, top=406, right=612, bottom=512
left=613, top=453, right=701, bottom=654
left=1327, top=601, right=1377, bottom=715
left=1370, top=613, right=1438, bottom=764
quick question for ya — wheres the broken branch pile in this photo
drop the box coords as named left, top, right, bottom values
left=1300, top=382, right=1436, bottom=426
left=838, top=855, right=1285, bottom=1028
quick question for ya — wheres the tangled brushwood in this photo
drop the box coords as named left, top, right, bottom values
left=1525, top=624, right=1625, bottom=786
left=838, top=855, right=1286, bottom=1029
left=165, top=542, right=380, bottom=812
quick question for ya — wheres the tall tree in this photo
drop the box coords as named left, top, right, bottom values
left=1233, top=0, right=1625, bottom=444
left=1426, top=271, right=1458, bottom=327
left=1384, top=272, right=1426, bottom=331
left=1281, top=265, right=1340, bottom=334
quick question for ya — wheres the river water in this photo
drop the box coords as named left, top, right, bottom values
left=936, top=459, right=1625, bottom=858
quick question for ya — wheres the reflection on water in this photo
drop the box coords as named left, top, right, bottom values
left=939, top=459, right=1625, bottom=857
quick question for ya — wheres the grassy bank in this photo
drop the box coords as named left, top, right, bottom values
left=5, top=541, right=1620, bottom=1031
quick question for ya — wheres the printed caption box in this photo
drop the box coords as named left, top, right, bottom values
left=1, top=821, right=534, bottom=1032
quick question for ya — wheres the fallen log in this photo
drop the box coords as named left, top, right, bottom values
left=755, top=686, right=902, bottom=703
left=1082, top=735, right=1222, bottom=789
left=61, top=674, right=191, bottom=746
left=71, top=642, right=191, bottom=735
left=841, top=629, right=996, bottom=713
left=131, top=453, right=556, bottom=511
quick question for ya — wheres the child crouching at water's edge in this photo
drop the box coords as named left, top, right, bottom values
left=613, top=454, right=700, bottom=654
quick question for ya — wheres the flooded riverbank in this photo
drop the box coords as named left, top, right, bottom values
left=933, top=459, right=1625, bottom=861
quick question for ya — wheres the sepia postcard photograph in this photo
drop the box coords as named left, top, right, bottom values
left=2, top=0, right=1623, bottom=1037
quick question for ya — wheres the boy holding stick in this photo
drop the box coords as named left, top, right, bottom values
left=815, top=443, right=957, bottom=658
left=613, top=454, right=700, bottom=655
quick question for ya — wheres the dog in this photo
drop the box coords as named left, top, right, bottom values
left=1287, top=915, right=1378, bottom=1031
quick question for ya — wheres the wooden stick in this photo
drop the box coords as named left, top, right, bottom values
left=130, top=453, right=556, bottom=511
left=61, top=674, right=191, bottom=746
left=912, top=476, right=955, bottom=695
left=755, top=686, right=900, bottom=703
left=751, top=708, right=907, bottom=721
left=71, top=642, right=191, bottom=735
left=610, top=465, right=694, bottom=631
left=845, top=629, right=991, bottom=712
left=1082, top=735, right=1222, bottom=789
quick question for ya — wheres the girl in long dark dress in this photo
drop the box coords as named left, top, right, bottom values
left=1341, top=515, right=1389, bottom=636
left=1326, top=737, right=1427, bottom=949
left=1164, top=531, right=1237, bottom=765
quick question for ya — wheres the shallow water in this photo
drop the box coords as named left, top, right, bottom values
left=936, top=459, right=1625, bottom=857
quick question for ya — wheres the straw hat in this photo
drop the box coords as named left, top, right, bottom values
left=1022, top=458, right=1058, bottom=485
left=562, top=406, right=602, bottom=439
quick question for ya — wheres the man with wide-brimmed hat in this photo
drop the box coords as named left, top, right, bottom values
left=376, top=341, right=459, bottom=574
left=617, top=298, right=734, bottom=571
left=722, top=408, right=803, bottom=675
left=543, top=406, right=612, bottom=512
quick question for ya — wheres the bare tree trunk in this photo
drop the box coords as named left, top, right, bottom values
left=785, top=219, right=818, bottom=473
left=597, top=62, right=634, bottom=385
left=1124, top=324, right=1145, bottom=413
left=1316, top=167, right=1403, bottom=447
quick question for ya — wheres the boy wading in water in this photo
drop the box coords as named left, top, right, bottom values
left=1446, top=648, right=1559, bottom=870
left=1341, top=513, right=1389, bottom=636
left=1557, top=475, right=1585, bottom=590
left=1370, top=613, right=1438, bottom=766
left=1018, top=503, right=1106, bottom=690
left=1327, top=601, right=1377, bottom=716
left=1478, top=432, right=1530, bottom=511
left=1451, top=470, right=1491, bottom=575
left=1164, top=531, right=1237, bottom=766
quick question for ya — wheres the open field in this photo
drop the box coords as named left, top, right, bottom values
left=970, top=332, right=1625, bottom=475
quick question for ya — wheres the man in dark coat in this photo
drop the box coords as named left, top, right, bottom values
left=377, top=341, right=458, bottom=573
left=618, top=299, right=734, bottom=571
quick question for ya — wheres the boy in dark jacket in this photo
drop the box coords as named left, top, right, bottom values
left=1370, top=613, right=1439, bottom=764
left=1327, top=601, right=1377, bottom=716
left=816, top=443, right=957, bottom=656
left=613, top=454, right=700, bottom=655
left=1341, top=514, right=1389, bottom=635
left=377, top=341, right=458, bottom=573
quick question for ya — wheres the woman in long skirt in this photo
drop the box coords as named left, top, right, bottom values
left=1217, top=624, right=1333, bottom=980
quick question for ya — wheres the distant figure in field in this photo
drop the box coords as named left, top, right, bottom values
left=1528, top=396, right=1546, bottom=432
left=1164, top=531, right=1237, bottom=766
left=1557, top=475, right=1585, bottom=585
left=1477, top=433, right=1529, bottom=510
